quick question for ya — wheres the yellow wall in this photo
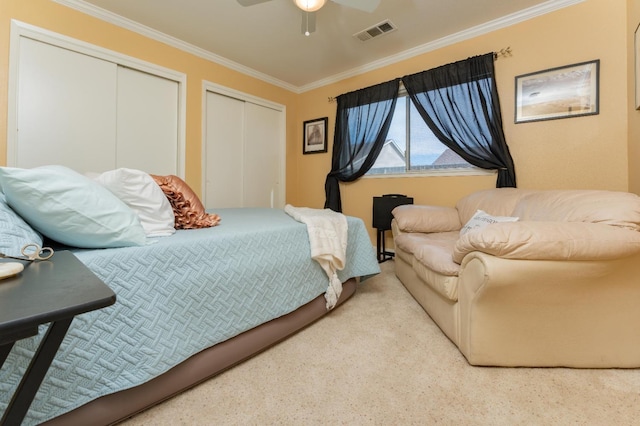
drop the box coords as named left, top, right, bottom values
left=0, top=0, right=299, bottom=198
left=0, top=0, right=637, bottom=246
left=629, top=0, right=640, bottom=194
left=293, top=0, right=632, bottom=243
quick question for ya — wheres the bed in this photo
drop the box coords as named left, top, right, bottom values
left=0, top=167, right=380, bottom=425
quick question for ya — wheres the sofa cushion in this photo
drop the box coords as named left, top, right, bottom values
left=460, top=209, right=519, bottom=236
left=512, top=190, right=640, bottom=231
left=412, top=260, right=460, bottom=302
left=456, top=188, right=534, bottom=225
left=413, top=236, right=460, bottom=277
left=453, top=221, right=640, bottom=263
left=394, top=231, right=459, bottom=255
left=394, top=245, right=415, bottom=265
left=392, top=205, right=461, bottom=233
left=395, top=230, right=460, bottom=299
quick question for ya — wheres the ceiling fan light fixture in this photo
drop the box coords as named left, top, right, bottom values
left=294, top=0, right=326, bottom=12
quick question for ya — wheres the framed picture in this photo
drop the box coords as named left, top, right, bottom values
left=635, top=23, right=640, bottom=109
left=303, top=117, right=328, bottom=154
left=515, top=59, right=600, bottom=123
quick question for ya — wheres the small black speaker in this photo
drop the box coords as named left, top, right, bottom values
left=372, top=194, right=413, bottom=231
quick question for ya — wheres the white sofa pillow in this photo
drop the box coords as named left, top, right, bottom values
left=460, top=209, right=518, bottom=236
left=94, top=168, right=176, bottom=237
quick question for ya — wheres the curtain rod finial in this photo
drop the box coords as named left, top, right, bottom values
left=494, top=47, right=512, bottom=60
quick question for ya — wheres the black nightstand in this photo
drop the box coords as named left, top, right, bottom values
left=373, top=194, right=413, bottom=263
left=0, top=251, right=116, bottom=425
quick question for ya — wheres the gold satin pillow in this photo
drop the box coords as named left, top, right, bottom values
left=150, top=174, right=220, bottom=229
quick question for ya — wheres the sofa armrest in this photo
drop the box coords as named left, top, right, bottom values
left=453, top=221, right=640, bottom=264
left=392, top=204, right=461, bottom=233
left=456, top=250, right=640, bottom=367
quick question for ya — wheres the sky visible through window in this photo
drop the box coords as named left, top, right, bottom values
left=371, top=96, right=469, bottom=173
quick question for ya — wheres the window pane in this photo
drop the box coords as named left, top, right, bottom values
left=368, top=97, right=406, bottom=175
left=408, top=103, right=443, bottom=167
left=368, top=95, right=472, bottom=175
left=409, top=102, right=471, bottom=170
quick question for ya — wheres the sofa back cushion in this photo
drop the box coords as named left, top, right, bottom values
left=456, top=188, right=534, bottom=224
left=453, top=221, right=640, bottom=263
left=512, top=190, right=640, bottom=231
left=392, top=205, right=461, bottom=233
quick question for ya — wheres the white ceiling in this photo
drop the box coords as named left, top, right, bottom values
left=63, top=0, right=580, bottom=92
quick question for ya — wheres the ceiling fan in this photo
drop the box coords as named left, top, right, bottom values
left=237, top=0, right=381, bottom=36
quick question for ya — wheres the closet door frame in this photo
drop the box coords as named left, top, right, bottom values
left=6, top=20, right=187, bottom=177
left=201, top=81, right=286, bottom=209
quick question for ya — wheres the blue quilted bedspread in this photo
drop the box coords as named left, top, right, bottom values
left=0, top=208, right=379, bottom=425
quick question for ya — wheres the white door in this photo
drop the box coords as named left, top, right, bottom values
left=15, top=37, right=117, bottom=173
left=10, top=31, right=183, bottom=177
left=205, top=92, right=245, bottom=209
left=243, top=102, right=281, bottom=208
left=116, top=67, right=179, bottom=175
left=204, top=89, right=284, bottom=209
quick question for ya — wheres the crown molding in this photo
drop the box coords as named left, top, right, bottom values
left=52, top=0, right=299, bottom=92
left=297, top=0, right=584, bottom=92
left=54, top=0, right=583, bottom=94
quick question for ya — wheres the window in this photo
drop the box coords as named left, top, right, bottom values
left=367, top=92, right=476, bottom=176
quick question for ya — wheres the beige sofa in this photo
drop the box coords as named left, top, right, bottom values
left=391, top=188, right=640, bottom=368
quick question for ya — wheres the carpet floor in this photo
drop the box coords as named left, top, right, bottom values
left=121, top=260, right=640, bottom=425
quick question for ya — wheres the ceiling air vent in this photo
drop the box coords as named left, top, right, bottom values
left=354, top=20, right=397, bottom=42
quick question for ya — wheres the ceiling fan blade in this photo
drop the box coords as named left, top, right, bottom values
left=301, top=11, right=317, bottom=36
left=330, top=0, right=381, bottom=13
left=237, top=0, right=273, bottom=6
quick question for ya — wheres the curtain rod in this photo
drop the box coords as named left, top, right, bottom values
left=493, top=46, right=512, bottom=60
left=328, top=47, right=513, bottom=103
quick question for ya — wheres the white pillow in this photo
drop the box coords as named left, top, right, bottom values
left=460, top=209, right=519, bottom=236
left=94, top=168, right=175, bottom=237
left=0, top=165, right=147, bottom=248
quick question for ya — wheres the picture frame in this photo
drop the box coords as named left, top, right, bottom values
left=302, top=117, right=328, bottom=154
left=514, top=59, right=600, bottom=123
left=635, top=23, right=640, bottom=109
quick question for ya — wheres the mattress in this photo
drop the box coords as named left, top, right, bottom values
left=0, top=208, right=380, bottom=425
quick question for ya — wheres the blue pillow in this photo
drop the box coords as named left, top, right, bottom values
left=0, top=193, right=43, bottom=257
left=0, top=165, right=147, bottom=248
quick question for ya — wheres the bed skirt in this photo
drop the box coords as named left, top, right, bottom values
left=41, top=278, right=358, bottom=426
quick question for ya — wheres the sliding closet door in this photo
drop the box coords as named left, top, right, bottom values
left=205, top=92, right=245, bottom=208
left=116, top=67, right=179, bottom=175
left=15, top=37, right=117, bottom=172
left=8, top=25, right=185, bottom=177
left=204, top=90, right=284, bottom=210
left=243, top=102, right=281, bottom=208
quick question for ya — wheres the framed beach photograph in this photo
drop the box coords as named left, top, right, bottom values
left=515, top=60, right=600, bottom=123
left=302, top=117, right=328, bottom=154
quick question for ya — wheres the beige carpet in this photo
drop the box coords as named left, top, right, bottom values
left=122, top=261, right=640, bottom=425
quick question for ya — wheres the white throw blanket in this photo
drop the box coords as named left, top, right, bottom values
left=284, top=204, right=348, bottom=310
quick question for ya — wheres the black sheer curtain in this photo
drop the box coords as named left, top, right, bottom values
left=324, top=78, right=400, bottom=212
left=401, top=53, right=516, bottom=187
